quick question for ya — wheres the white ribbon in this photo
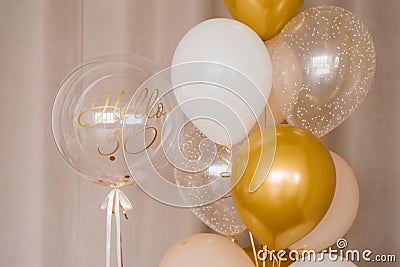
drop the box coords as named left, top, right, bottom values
left=101, top=188, right=132, bottom=267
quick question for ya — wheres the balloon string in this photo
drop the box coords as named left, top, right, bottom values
left=120, top=231, right=124, bottom=267
left=271, top=251, right=281, bottom=267
left=104, top=190, right=114, bottom=267
left=115, top=190, right=122, bottom=267
left=264, top=106, right=267, bottom=128
left=101, top=188, right=132, bottom=267
left=248, top=231, right=259, bottom=267
left=263, top=245, right=267, bottom=267
left=261, top=246, right=281, bottom=267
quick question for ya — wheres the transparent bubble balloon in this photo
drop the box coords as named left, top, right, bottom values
left=270, top=6, right=376, bottom=137
left=52, top=53, right=167, bottom=187
left=174, top=123, right=246, bottom=237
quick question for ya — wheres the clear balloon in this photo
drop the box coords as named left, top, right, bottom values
left=289, top=152, right=359, bottom=252
left=52, top=53, right=166, bottom=187
left=172, top=18, right=272, bottom=145
left=174, top=123, right=246, bottom=237
left=159, top=233, right=255, bottom=267
left=270, top=6, right=376, bottom=137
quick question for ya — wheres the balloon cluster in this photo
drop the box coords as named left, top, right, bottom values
left=160, top=2, right=374, bottom=267
left=52, top=2, right=375, bottom=267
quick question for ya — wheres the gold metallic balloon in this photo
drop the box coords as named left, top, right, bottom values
left=231, top=125, right=336, bottom=250
left=223, top=0, right=304, bottom=40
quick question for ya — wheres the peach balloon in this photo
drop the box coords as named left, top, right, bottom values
left=289, top=152, right=359, bottom=252
left=159, top=233, right=255, bottom=267
left=268, top=89, right=285, bottom=124
left=265, top=36, right=303, bottom=124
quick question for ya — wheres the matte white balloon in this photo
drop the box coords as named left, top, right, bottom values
left=159, top=233, right=254, bottom=267
left=172, top=18, right=272, bottom=145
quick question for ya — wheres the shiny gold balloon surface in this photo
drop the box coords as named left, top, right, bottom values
left=223, top=0, right=304, bottom=40
left=231, top=125, right=336, bottom=250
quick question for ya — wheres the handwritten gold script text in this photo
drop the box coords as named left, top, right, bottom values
left=77, top=88, right=166, bottom=157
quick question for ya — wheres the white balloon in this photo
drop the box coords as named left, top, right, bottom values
left=290, top=254, right=358, bottom=267
left=172, top=18, right=272, bottom=145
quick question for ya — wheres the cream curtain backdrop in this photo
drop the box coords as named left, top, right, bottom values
left=0, top=0, right=398, bottom=267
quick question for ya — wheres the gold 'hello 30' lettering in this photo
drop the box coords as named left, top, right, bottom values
left=76, top=88, right=166, bottom=158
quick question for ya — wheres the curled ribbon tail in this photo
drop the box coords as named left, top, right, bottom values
left=101, top=188, right=132, bottom=267
left=119, top=190, right=133, bottom=220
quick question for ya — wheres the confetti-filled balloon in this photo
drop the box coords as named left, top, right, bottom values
left=270, top=6, right=376, bottom=137
left=174, top=123, right=246, bottom=237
